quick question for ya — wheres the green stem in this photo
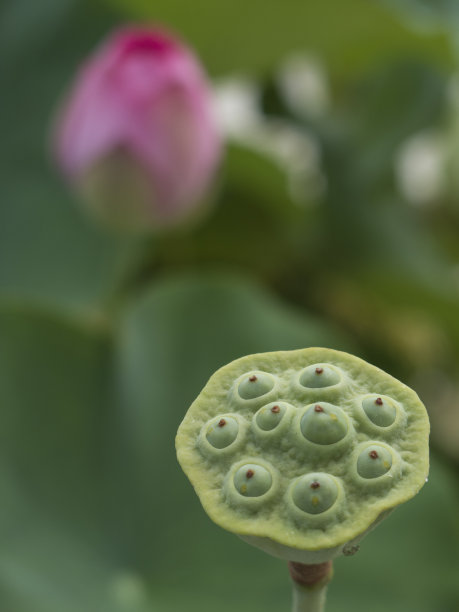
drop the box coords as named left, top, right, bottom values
left=288, top=561, right=332, bottom=612
left=292, top=581, right=328, bottom=612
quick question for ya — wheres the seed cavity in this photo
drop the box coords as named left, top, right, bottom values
left=255, top=401, right=290, bottom=432
left=362, top=395, right=397, bottom=427
left=238, top=371, right=275, bottom=400
left=299, top=364, right=341, bottom=389
left=234, top=463, right=272, bottom=497
left=291, top=473, right=339, bottom=515
left=357, top=444, right=393, bottom=479
left=205, top=415, right=239, bottom=449
left=300, top=403, right=348, bottom=445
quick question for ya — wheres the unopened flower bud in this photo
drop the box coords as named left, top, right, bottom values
left=53, top=26, right=221, bottom=231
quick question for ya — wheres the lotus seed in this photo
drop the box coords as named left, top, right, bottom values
left=291, top=473, right=339, bottom=514
left=300, top=403, right=348, bottom=445
left=299, top=364, right=341, bottom=389
left=234, top=463, right=272, bottom=497
left=238, top=371, right=275, bottom=400
left=357, top=444, right=393, bottom=479
left=362, top=395, right=397, bottom=427
left=205, top=416, right=239, bottom=449
left=255, top=401, right=288, bottom=431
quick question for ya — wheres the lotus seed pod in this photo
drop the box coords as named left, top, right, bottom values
left=176, top=347, right=429, bottom=564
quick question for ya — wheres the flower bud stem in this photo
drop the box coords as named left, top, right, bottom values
left=288, top=561, right=333, bottom=612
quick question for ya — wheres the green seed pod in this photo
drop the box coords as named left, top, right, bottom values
left=176, top=347, right=429, bottom=564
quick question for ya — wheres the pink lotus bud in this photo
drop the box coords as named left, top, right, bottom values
left=54, top=26, right=221, bottom=230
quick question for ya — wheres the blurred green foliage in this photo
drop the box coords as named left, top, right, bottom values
left=108, top=0, right=453, bottom=77
left=1, top=0, right=459, bottom=610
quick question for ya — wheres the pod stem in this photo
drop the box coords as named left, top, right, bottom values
left=288, top=561, right=333, bottom=612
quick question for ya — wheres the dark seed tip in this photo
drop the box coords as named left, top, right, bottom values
left=314, top=404, right=324, bottom=413
left=375, top=397, right=383, bottom=406
left=218, top=419, right=226, bottom=428
left=271, top=405, right=281, bottom=413
left=249, top=375, right=258, bottom=382
left=310, top=481, right=321, bottom=489
left=369, top=450, right=379, bottom=459
left=246, top=469, right=255, bottom=479
left=315, top=367, right=324, bottom=374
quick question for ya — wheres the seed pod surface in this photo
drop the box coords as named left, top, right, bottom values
left=176, top=348, right=429, bottom=563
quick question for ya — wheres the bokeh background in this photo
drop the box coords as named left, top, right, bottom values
left=1, top=0, right=459, bottom=610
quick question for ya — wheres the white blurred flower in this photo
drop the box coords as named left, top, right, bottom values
left=213, top=75, right=325, bottom=203
left=212, top=76, right=262, bottom=137
left=395, top=131, right=446, bottom=206
left=277, top=54, right=330, bottom=118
